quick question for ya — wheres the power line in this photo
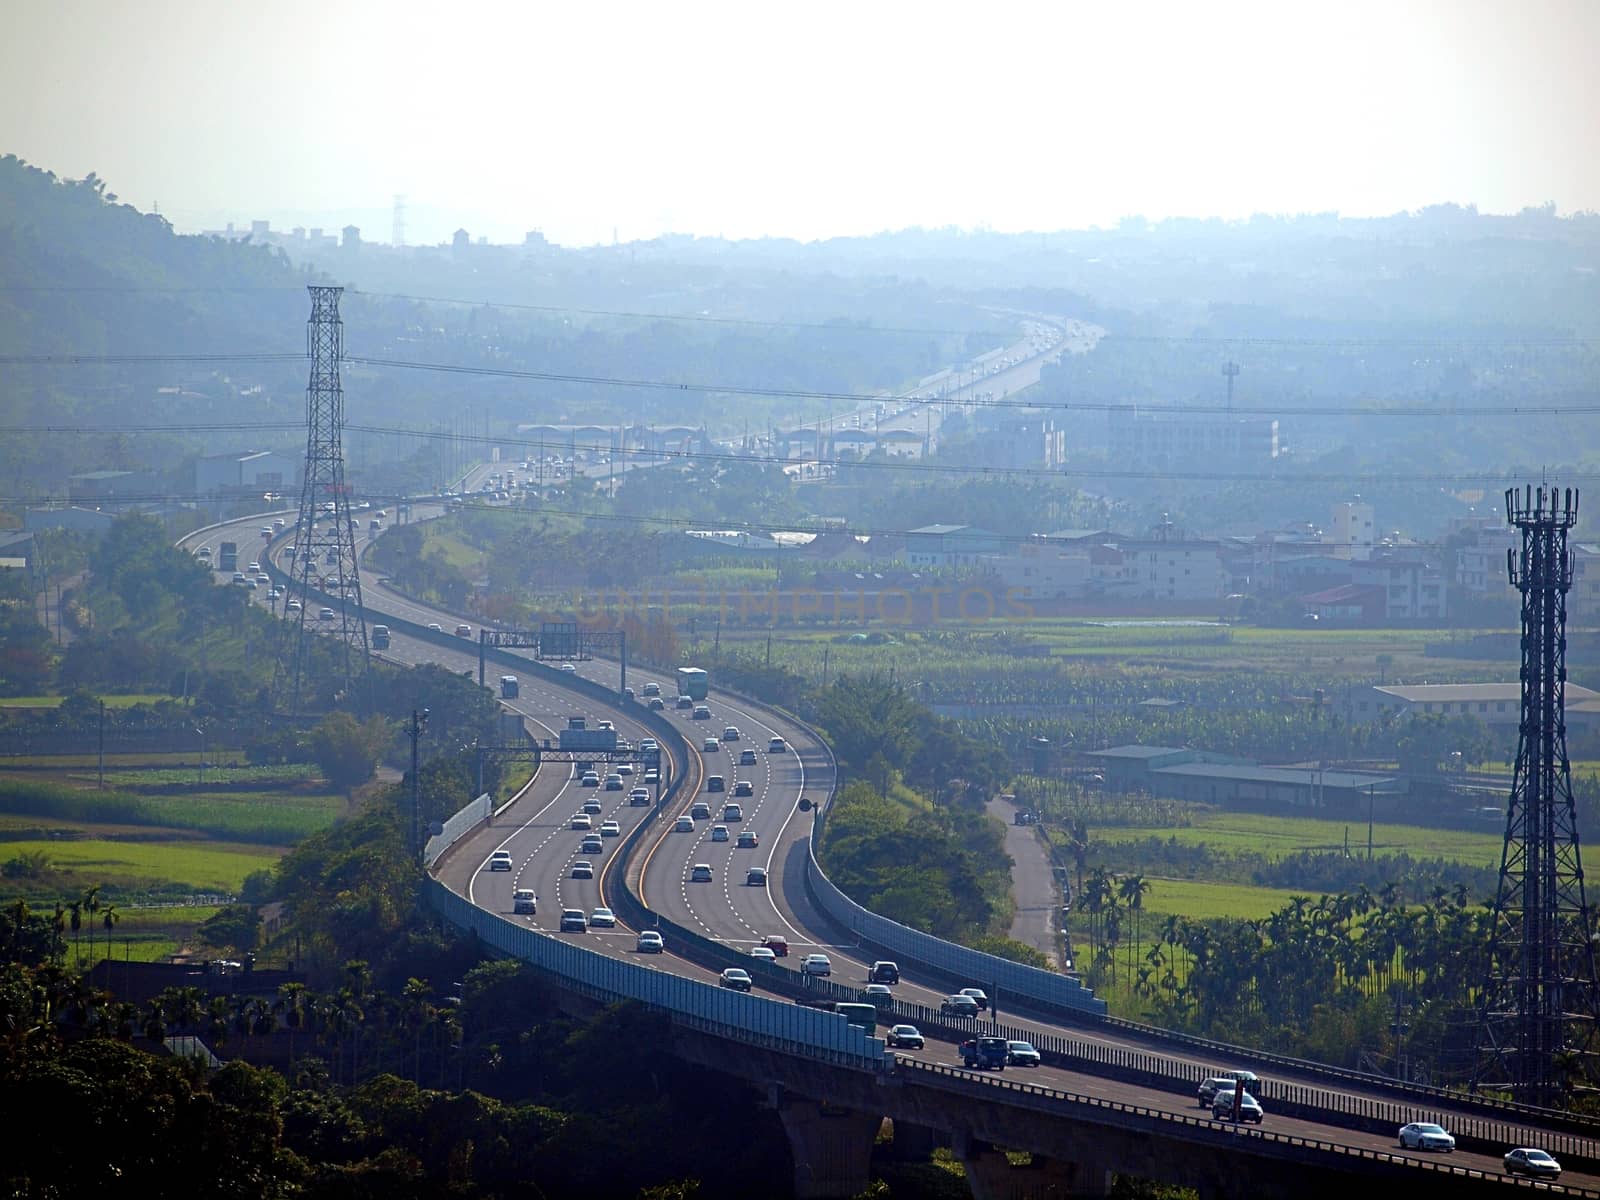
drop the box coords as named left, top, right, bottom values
left=0, top=481, right=1522, bottom=551
left=340, top=354, right=1600, bottom=418
left=0, top=352, right=303, bottom=366
left=344, top=426, right=1600, bottom=487
left=347, top=290, right=1018, bottom=339
left=0, top=285, right=1587, bottom=348
left=7, top=349, right=1597, bottom=419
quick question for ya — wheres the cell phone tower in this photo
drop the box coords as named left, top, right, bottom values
left=1474, top=484, right=1598, bottom=1106
left=273, top=286, right=370, bottom=713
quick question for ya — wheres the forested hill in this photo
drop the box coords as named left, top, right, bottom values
left=0, top=155, right=978, bottom=497
left=0, top=155, right=310, bottom=360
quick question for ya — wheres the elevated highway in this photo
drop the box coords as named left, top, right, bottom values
left=180, top=506, right=1600, bottom=1197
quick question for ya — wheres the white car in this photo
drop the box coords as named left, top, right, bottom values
left=1398, top=1122, right=1455, bottom=1152
left=690, top=863, right=713, bottom=883
left=800, top=953, right=831, bottom=977
left=749, top=945, right=777, bottom=961
left=488, top=851, right=512, bottom=872
left=710, top=824, right=729, bottom=842
left=589, top=907, right=616, bottom=928
left=675, top=815, right=695, bottom=832
left=570, top=814, right=592, bottom=830
left=599, top=820, right=621, bottom=837
left=637, top=930, right=664, bottom=953
left=559, top=663, right=577, bottom=674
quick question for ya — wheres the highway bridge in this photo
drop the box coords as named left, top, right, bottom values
left=181, top=489, right=1600, bottom=1198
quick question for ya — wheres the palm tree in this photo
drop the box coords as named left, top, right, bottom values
left=1118, top=874, right=1152, bottom=984
left=206, top=996, right=231, bottom=1049
left=433, top=1004, right=462, bottom=1088
left=67, top=902, right=82, bottom=966
left=160, top=987, right=205, bottom=1035
left=110, top=1001, right=139, bottom=1040
left=143, top=996, right=167, bottom=1045
left=401, top=978, right=434, bottom=1083
left=277, top=982, right=309, bottom=1063
left=100, top=903, right=119, bottom=952
left=80, top=885, right=101, bottom=965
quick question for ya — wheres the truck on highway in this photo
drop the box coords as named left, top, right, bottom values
left=960, top=1037, right=1009, bottom=1071
left=217, top=541, right=238, bottom=573
left=559, top=716, right=617, bottom=752
left=371, top=624, right=391, bottom=649
left=677, top=666, right=709, bottom=700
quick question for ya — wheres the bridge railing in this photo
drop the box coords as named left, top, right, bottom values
left=875, top=1003, right=1600, bottom=1170
left=898, top=1057, right=1600, bottom=1197
left=425, top=792, right=491, bottom=867
left=425, top=880, right=891, bottom=1073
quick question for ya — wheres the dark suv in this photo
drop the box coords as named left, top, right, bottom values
left=869, top=961, right=900, bottom=985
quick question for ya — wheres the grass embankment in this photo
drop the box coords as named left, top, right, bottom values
left=0, top=778, right=340, bottom=844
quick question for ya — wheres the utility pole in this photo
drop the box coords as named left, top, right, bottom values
left=406, top=709, right=430, bottom=863
left=1222, top=360, right=1241, bottom=412
left=97, top=700, right=105, bottom=790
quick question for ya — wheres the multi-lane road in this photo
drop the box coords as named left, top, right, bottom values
left=180, top=479, right=1600, bottom=1192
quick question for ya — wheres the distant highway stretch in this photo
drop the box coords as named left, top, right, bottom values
left=178, top=497, right=1600, bottom=1191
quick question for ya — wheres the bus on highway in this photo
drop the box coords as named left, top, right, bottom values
left=677, top=666, right=709, bottom=700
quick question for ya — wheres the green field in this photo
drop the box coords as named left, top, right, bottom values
left=1129, top=877, right=1317, bottom=922
left=0, top=837, right=277, bottom=895
left=1086, top=812, right=1504, bottom=868
left=59, top=904, right=226, bottom=966
left=0, top=776, right=341, bottom=843
left=0, top=694, right=172, bottom=709
left=73, top=764, right=319, bottom=788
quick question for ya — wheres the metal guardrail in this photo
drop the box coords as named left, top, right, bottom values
left=425, top=792, right=491, bottom=867
left=899, top=1057, right=1600, bottom=1197
left=868, top=1002, right=1600, bottom=1170
left=425, top=880, right=890, bottom=1072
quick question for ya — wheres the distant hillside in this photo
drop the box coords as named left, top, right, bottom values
left=0, top=155, right=311, bottom=358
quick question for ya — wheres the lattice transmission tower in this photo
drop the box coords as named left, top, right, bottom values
left=273, top=286, right=370, bottom=713
left=1474, top=484, right=1598, bottom=1106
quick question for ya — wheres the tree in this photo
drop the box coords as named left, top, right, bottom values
left=308, top=711, right=391, bottom=794
left=196, top=904, right=261, bottom=956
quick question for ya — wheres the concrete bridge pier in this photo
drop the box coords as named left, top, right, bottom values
left=883, top=1118, right=943, bottom=1161
left=956, top=1134, right=1108, bottom=1199
left=770, top=1088, right=880, bottom=1200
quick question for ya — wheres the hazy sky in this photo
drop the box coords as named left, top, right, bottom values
left=3, top=0, right=1596, bottom=246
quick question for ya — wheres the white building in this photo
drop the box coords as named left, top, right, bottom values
left=1342, top=682, right=1600, bottom=732
left=991, top=539, right=1092, bottom=599
left=1351, top=553, right=1448, bottom=620
left=1572, top=545, right=1600, bottom=625
left=1327, top=499, right=1375, bottom=560
left=1456, top=526, right=1519, bottom=600
left=1107, top=411, right=1278, bottom=465
left=195, top=450, right=298, bottom=494
left=1113, top=539, right=1224, bottom=601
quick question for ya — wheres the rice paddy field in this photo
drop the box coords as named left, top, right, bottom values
left=1127, top=877, right=1314, bottom=922
left=58, top=904, right=226, bottom=967
left=1087, top=811, right=1505, bottom=869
